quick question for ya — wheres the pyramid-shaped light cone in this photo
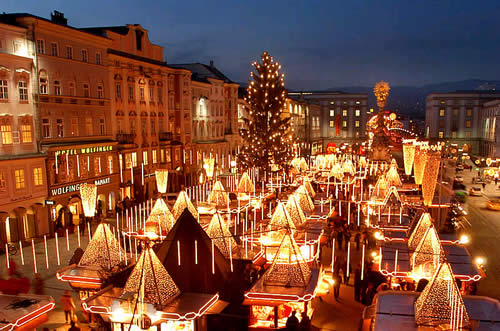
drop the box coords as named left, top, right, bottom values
left=293, top=185, right=315, bottom=213
left=372, top=176, right=389, bottom=199
left=285, top=195, right=307, bottom=227
left=206, top=213, right=238, bottom=257
left=79, top=223, right=126, bottom=270
left=385, top=161, right=402, bottom=187
left=303, top=176, right=315, bottom=198
left=263, top=232, right=312, bottom=287
left=172, top=190, right=198, bottom=220
left=402, top=139, right=416, bottom=176
left=415, top=262, right=470, bottom=328
left=146, top=198, right=176, bottom=233
left=412, top=225, right=444, bottom=272
left=299, top=157, right=308, bottom=171
left=238, top=172, right=255, bottom=193
left=408, top=212, right=433, bottom=251
left=123, top=247, right=180, bottom=306
left=207, top=181, right=229, bottom=208
left=269, top=202, right=296, bottom=230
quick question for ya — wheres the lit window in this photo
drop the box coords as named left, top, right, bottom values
left=342, top=120, right=347, bottom=128
left=97, top=85, right=103, bottom=98
left=54, top=80, right=61, bottom=96
left=439, top=109, right=445, bottom=117
left=83, top=84, right=89, bottom=97
left=42, top=119, right=50, bottom=138
left=56, top=119, right=64, bottom=137
left=342, top=109, right=347, bottom=117
left=329, top=110, right=334, bottom=117
left=66, top=46, right=73, bottom=59
left=465, top=131, right=471, bottom=139
left=95, top=157, right=101, bottom=174
left=131, top=152, right=137, bottom=167
left=1, top=125, right=12, bottom=144
left=125, top=153, right=132, bottom=169
left=160, top=149, right=165, bottom=163
left=438, top=131, right=444, bottom=138
left=108, top=156, right=113, bottom=174
left=355, top=101, right=360, bottom=104
left=466, top=109, right=472, bottom=117
left=0, top=80, right=7, bottom=99
left=166, top=149, right=171, bottom=162
left=329, top=120, right=334, bottom=128
left=99, top=118, right=105, bottom=135
left=115, top=84, right=121, bottom=98
left=36, top=40, right=44, bottom=54
left=51, top=42, right=58, bottom=56
left=466, top=120, right=471, bottom=128
left=452, top=131, right=457, bottom=138
left=152, top=149, right=157, bottom=164
left=330, top=101, right=334, bottom=105
left=355, top=110, right=360, bottom=117
left=355, top=120, right=360, bottom=127
left=18, top=81, right=28, bottom=101
left=81, top=49, right=88, bottom=62
left=15, top=169, right=25, bottom=189
left=21, top=125, right=32, bottom=143
left=33, top=167, right=43, bottom=186
left=95, top=52, right=101, bottom=65
left=0, top=172, right=5, bottom=190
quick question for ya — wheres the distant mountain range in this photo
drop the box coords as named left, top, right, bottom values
left=326, top=79, right=500, bottom=120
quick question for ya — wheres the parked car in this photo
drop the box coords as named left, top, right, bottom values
left=469, top=187, right=482, bottom=196
left=456, top=164, right=464, bottom=171
left=455, top=191, right=467, bottom=203
left=487, top=199, right=500, bottom=211
left=454, top=175, right=464, bottom=183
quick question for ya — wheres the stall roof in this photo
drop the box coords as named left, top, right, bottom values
left=0, top=294, right=55, bottom=331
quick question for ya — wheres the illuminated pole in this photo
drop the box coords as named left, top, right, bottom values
left=55, top=233, right=60, bottom=265
left=32, top=238, right=37, bottom=273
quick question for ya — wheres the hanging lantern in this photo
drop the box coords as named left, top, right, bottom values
left=413, top=145, right=428, bottom=185
left=422, top=150, right=441, bottom=206
left=155, top=169, right=168, bottom=194
left=402, top=139, right=416, bottom=176
left=80, top=183, right=97, bottom=217
left=486, top=158, right=492, bottom=167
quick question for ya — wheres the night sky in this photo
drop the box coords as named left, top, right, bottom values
left=4, top=0, right=500, bottom=90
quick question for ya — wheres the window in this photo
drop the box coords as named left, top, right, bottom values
left=157, top=87, right=162, bottom=103
left=355, top=109, right=360, bottom=117
left=439, top=109, right=445, bottom=117
left=355, top=120, right=360, bottom=127
left=466, top=108, right=472, bottom=117
left=21, top=125, right=32, bottom=143
left=466, top=120, right=471, bottom=128
left=39, top=76, right=48, bottom=94
left=56, top=119, right=64, bottom=137
left=165, top=150, right=171, bottom=162
left=141, top=119, right=147, bottom=135
left=71, top=117, right=78, bottom=136
left=85, top=118, right=93, bottom=135
left=159, top=119, right=164, bottom=131
left=329, top=101, right=334, bottom=105
left=117, top=119, right=123, bottom=134
left=15, top=169, right=25, bottom=189
left=329, top=110, right=334, bottom=117
left=54, top=80, right=61, bottom=96
left=139, top=86, right=145, bottom=101
left=151, top=119, right=156, bottom=134
left=33, top=167, right=43, bottom=186
left=108, top=155, right=113, bottom=174
left=160, top=149, right=165, bottom=163
left=149, top=87, right=154, bottom=101
left=51, top=42, right=58, bottom=56
left=0, top=172, right=5, bottom=190
left=96, top=118, right=104, bottom=136
left=0, top=80, right=7, bottom=99
left=1, top=125, right=12, bottom=144
left=342, top=109, right=347, bottom=117
left=465, top=131, right=471, bottom=139
left=452, top=131, right=457, bottom=138
left=81, top=49, right=88, bottom=62
left=130, top=119, right=136, bottom=134
left=36, top=40, right=45, bottom=54
left=42, top=119, right=50, bottom=138
left=342, top=120, right=347, bottom=128
left=143, top=150, right=148, bottom=165
left=152, top=149, right=157, bottom=164
left=83, top=84, right=89, bottom=97
left=95, top=52, right=101, bottom=65
left=66, top=46, right=73, bottom=59
left=131, top=152, right=137, bottom=167
left=453, top=108, right=458, bottom=116
left=125, top=153, right=132, bottom=169
left=115, top=84, right=121, bottom=98
left=438, top=131, right=444, bottom=138
left=329, top=120, right=334, bottom=128
left=355, top=101, right=361, bottom=104
left=18, top=81, right=28, bottom=101
left=440, top=100, right=445, bottom=104
left=97, top=85, right=103, bottom=98
left=128, top=85, right=134, bottom=100
left=69, top=82, right=75, bottom=96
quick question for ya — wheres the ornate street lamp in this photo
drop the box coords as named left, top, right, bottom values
left=155, top=169, right=168, bottom=194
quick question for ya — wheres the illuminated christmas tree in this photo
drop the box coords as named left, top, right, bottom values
left=206, top=213, right=238, bottom=257
left=415, top=262, right=470, bottom=329
left=238, top=51, right=294, bottom=172
left=263, top=232, right=311, bottom=287
left=79, top=223, right=125, bottom=270
left=208, top=180, right=229, bottom=208
left=123, top=247, right=180, bottom=307
left=385, top=159, right=402, bottom=187
left=172, top=190, right=198, bottom=219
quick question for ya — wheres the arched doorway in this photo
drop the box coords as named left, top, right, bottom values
left=0, top=211, right=10, bottom=244
left=68, top=196, right=82, bottom=226
left=97, top=194, right=106, bottom=218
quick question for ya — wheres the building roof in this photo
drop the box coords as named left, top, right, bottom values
left=79, top=25, right=131, bottom=37
left=169, top=63, right=234, bottom=84
left=107, top=48, right=167, bottom=67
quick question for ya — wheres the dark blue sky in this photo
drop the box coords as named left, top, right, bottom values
left=5, top=0, right=500, bottom=90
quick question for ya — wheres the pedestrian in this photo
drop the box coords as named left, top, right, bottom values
left=333, top=273, right=341, bottom=300
left=299, top=312, right=311, bottom=331
left=482, top=182, right=486, bottom=190
left=286, top=311, right=299, bottom=331
left=354, top=265, right=362, bottom=302
left=60, top=291, right=76, bottom=324
left=355, top=232, right=361, bottom=251
left=337, top=231, right=343, bottom=250
left=344, top=262, right=352, bottom=285
left=33, top=273, right=45, bottom=295
left=68, top=321, right=80, bottom=331
left=495, top=177, right=499, bottom=186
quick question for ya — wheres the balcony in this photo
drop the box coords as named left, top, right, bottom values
left=159, top=132, right=173, bottom=141
left=116, top=133, right=135, bottom=144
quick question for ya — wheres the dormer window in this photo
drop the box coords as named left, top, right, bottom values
left=135, top=30, right=144, bottom=51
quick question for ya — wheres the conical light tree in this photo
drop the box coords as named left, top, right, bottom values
left=238, top=51, right=294, bottom=173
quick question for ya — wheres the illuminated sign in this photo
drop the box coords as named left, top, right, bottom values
left=55, top=145, right=113, bottom=156
left=50, top=177, right=111, bottom=196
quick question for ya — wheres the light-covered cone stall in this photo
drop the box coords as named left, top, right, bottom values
left=285, top=194, right=307, bottom=228
left=413, top=144, right=428, bottom=185
left=144, top=198, right=176, bottom=238
left=206, top=213, right=238, bottom=258
left=293, top=185, right=315, bottom=214
left=303, top=176, right=316, bottom=198
left=207, top=180, right=229, bottom=208
left=385, top=160, right=402, bottom=187
left=172, top=190, right=198, bottom=219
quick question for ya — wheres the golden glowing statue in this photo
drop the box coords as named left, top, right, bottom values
left=369, top=81, right=392, bottom=161
left=374, top=81, right=390, bottom=111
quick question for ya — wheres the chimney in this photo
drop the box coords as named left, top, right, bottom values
left=210, top=60, right=214, bottom=68
left=50, top=10, right=67, bottom=25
